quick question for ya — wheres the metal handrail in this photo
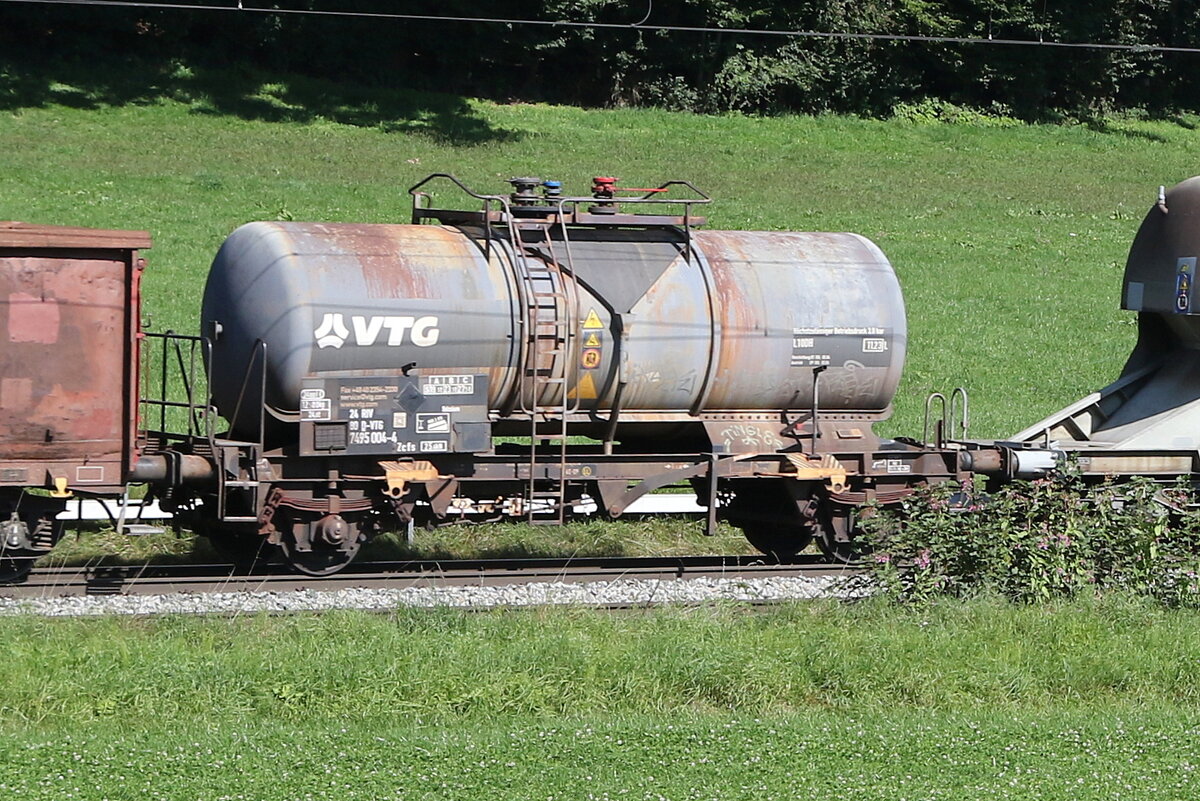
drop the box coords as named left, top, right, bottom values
left=139, top=331, right=209, bottom=443
left=408, top=173, right=712, bottom=222
left=950, top=387, right=970, bottom=439
left=228, top=339, right=268, bottom=452
left=923, top=392, right=948, bottom=449
left=554, top=196, right=583, bottom=416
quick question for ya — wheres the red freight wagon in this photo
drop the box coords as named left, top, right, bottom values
left=0, top=222, right=149, bottom=577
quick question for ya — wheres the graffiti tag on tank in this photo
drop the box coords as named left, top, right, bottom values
left=719, top=424, right=786, bottom=453
left=820, top=361, right=885, bottom=408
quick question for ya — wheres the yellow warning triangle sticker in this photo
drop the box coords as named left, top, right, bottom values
left=566, top=372, right=598, bottom=400
left=584, top=332, right=601, bottom=347
left=582, top=308, right=604, bottom=329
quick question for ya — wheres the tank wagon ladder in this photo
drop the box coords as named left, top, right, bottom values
left=210, top=339, right=268, bottom=525
left=504, top=201, right=581, bottom=524
left=409, top=174, right=581, bottom=522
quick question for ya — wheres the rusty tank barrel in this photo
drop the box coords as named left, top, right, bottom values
left=202, top=209, right=906, bottom=442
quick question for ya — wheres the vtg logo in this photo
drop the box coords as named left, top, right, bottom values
left=314, top=313, right=440, bottom=349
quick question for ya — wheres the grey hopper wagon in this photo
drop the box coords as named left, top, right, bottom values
left=1013, top=176, right=1200, bottom=477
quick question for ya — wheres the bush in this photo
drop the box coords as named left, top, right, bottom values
left=890, top=98, right=1021, bottom=126
left=862, top=472, right=1200, bottom=606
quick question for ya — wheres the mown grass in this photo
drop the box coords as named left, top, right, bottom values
left=3, top=71, right=1199, bottom=437
left=1, top=597, right=1199, bottom=798
left=2, top=711, right=1198, bottom=800
left=41, top=515, right=755, bottom=567
left=5, top=596, right=1200, bottom=724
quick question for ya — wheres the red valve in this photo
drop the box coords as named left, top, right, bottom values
left=592, top=177, right=617, bottom=198
left=592, top=177, right=665, bottom=196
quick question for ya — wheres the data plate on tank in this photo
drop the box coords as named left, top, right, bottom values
left=790, top=326, right=894, bottom=369
left=298, top=374, right=490, bottom=456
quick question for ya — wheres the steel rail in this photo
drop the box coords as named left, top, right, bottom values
left=4, top=555, right=858, bottom=599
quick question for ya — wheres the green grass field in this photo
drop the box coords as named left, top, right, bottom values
left=4, top=75, right=1199, bottom=436
left=2, top=597, right=1199, bottom=799
left=3, top=710, right=1198, bottom=800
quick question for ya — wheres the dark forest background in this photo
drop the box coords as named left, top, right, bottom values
left=2, top=0, right=1199, bottom=119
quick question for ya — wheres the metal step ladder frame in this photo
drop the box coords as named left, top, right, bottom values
left=503, top=200, right=582, bottom=524
left=211, top=338, right=268, bottom=524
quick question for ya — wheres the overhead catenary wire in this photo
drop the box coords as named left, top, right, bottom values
left=4, top=0, right=1200, bottom=55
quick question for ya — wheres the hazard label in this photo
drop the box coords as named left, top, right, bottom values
left=567, top=372, right=598, bottom=400
left=582, top=308, right=604, bottom=329
left=1177, top=257, right=1196, bottom=313
left=583, top=332, right=601, bottom=348
left=581, top=348, right=601, bottom=369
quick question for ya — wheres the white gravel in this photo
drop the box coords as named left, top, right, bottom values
left=0, top=574, right=863, bottom=617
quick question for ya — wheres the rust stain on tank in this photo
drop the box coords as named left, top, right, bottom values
left=336, top=224, right=427, bottom=300
left=302, top=223, right=454, bottom=301
left=698, top=231, right=767, bottom=410
left=694, top=230, right=902, bottom=413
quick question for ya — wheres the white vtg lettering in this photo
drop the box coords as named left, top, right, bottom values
left=352, top=315, right=440, bottom=346
left=314, top=313, right=440, bottom=349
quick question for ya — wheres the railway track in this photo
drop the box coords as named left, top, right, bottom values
left=2, top=554, right=858, bottom=600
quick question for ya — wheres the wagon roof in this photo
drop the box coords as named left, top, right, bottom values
left=0, top=221, right=152, bottom=250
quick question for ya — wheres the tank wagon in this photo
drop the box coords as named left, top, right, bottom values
left=139, top=175, right=970, bottom=574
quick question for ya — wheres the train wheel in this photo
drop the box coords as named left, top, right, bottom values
left=0, top=498, right=65, bottom=584
left=278, top=513, right=363, bottom=577
left=740, top=523, right=815, bottom=561
left=208, top=528, right=274, bottom=573
left=727, top=481, right=816, bottom=560
left=816, top=503, right=869, bottom=565
left=0, top=554, right=36, bottom=584
left=279, top=538, right=361, bottom=576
